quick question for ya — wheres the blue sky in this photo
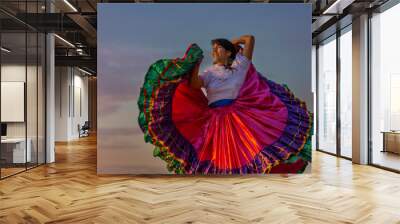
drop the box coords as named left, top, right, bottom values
left=98, top=3, right=311, bottom=103
left=97, top=3, right=312, bottom=173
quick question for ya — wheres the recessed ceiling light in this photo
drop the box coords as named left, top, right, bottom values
left=54, top=34, right=75, bottom=48
left=323, top=0, right=345, bottom=15
left=63, top=0, right=78, bottom=12
left=78, top=67, right=93, bottom=76
left=1, top=47, right=11, bottom=53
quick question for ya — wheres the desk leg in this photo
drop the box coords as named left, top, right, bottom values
left=382, top=133, right=386, bottom=153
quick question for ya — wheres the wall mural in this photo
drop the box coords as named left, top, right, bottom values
left=98, top=3, right=313, bottom=174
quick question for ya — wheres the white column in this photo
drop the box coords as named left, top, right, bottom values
left=55, top=67, right=73, bottom=141
left=352, top=14, right=369, bottom=164
left=46, top=33, right=55, bottom=163
left=46, top=0, right=55, bottom=163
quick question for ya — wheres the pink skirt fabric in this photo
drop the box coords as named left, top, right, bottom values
left=170, top=64, right=312, bottom=173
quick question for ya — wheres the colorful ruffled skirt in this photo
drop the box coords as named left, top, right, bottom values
left=138, top=44, right=313, bottom=174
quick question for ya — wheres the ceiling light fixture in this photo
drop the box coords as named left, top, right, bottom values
left=54, top=34, right=75, bottom=48
left=76, top=48, right=85, bottom=55
left=78, top=67, right=93, bottom=76
left=63, top=0, right=78, bottom=12
left=323, top=0, right=345, bottom=15
left=1, top=47, right=11, bottom=53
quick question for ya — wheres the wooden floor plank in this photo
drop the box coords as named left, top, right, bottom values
left=0, top=135, right=399, bottom=223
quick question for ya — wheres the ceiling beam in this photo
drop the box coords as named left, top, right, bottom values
left=322, top=0, right=356, bottom=14
left=55, top=55, right=96, bottom=72
left=67, top=13, right=97, bottom=47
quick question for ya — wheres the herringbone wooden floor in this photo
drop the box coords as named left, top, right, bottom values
left=1, top=135, right=400, bottom=224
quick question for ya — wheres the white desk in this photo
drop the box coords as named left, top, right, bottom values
left=1, top=138, right=31, bottom=163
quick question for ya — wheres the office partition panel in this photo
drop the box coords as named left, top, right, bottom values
left=27, top=31, right=38, bottom=169
left=0, top=31, right=28, bottom=178
left=0, top=0, right=47, bottom=179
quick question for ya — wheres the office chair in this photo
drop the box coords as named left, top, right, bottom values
left=79, top=121, right=90, bottom=138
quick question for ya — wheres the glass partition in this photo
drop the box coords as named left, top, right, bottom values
left=0, top=1, right=46, bottom=179
left=339, top=26, right=352, bottom=158
left=370, top=3, right=400, bottom=171
left=27, top=30, right=38, bottom=169
left=1, top=31, right=28, bottom=177
left=317, top=34, right=337, bottom=154
left=38, top=32, right=45, bottom=165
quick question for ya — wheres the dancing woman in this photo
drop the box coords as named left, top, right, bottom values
left=138, top=35, right=313, bottom=174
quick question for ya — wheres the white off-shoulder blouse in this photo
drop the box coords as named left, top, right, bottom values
left=199, top=53, right=251, bottom=105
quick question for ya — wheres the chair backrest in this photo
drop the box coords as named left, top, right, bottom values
left=82, top=121, right=90, bottom=129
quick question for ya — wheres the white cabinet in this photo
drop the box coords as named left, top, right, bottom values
left=1, top=138, right=32, bottom=163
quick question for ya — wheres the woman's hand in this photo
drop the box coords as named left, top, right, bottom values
left=231, top=38, right=241, bottom=46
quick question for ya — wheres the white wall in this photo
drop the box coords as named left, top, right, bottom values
left=1, top=65, right=37, bottom=137
left=72, top=73, right=89, bottom=138
left=1, top=65, right=27, bottom=141
left=1, top=64, right=27, bottom=142
left=55, top=66, right=70, bottom=141
left=1, top=63, right=46, bottom=164
left=55, top=67, right=89, bottom=141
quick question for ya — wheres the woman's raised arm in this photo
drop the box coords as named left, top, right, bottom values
left=189, top=60, right=203, bottom=89
left=231, top=35, right=255, bottom=61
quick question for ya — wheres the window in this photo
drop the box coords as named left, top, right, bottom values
left=317, top=35, right=337, bottom=154
left=370, top=3, right=400, bottom=171
left=339, top=26, right=352, bottom=158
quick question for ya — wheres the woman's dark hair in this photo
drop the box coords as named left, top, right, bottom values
left=211, top=38, right=237, bottom=69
